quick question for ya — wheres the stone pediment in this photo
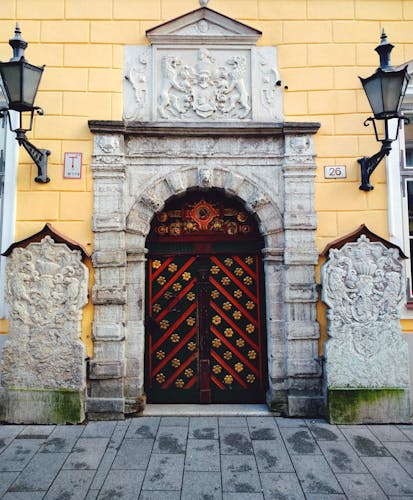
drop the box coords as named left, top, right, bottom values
left=146, top=7, right=262, bottom=45
left=124, top=5, right=282, bottom=122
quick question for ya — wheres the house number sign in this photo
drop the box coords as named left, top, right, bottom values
left=64, top=152, right=82, bottom=179
left=324, top=165, right=346, bottom=179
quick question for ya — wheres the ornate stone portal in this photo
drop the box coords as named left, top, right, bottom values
left=0, top=232, right=89, bottom=423
left=87, top=5, right=322, bottom=419
left=322, top=230, right=410, bottom=423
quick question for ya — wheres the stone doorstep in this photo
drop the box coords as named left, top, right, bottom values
left=143, top=404, right=275, bottom=416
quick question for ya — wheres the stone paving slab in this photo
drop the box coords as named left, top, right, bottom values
left=338, top=425, right=391, bottom=457
left=0, top=439, right=44, bottom=472
left=153, top=425, right=187, bottom=453
left=40, top=425, right=84, bottom=453
left=141, top=453, right=185, bottom=491
left=185, top=438, right=220, bottom=471
left=7, top=451, right=67, bottom=492
left=221, top=454, right=261, bottom=493
left=220, top=426, right=254, bottom=455
left=362, top=456, right=413, bottom=496
left=181, top=470, right=222, bottom=499
left=318, top=440, right=369, bottom=473
left=291, top=454, right=343, bottom=495
left=188, top=416, right=218, bottom=439
left=260, top=472, right=305, bottom=499
left=62, top=437, right=109, bottom=470
left=280, top=427, right=321, bottom=455
left=336, top=473, right=387, bottom=500
left=98, top=469, right=145, bottom=499
left=252, top=439, right=294, bottom=472
left=0, top=417, right=412, bottom=499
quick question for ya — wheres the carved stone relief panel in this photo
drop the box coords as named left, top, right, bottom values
left=322, top=235, right=409, bottom=388
left=1, top=236, right=88, bottom=391
left=124, top=46, right=282, bottom=122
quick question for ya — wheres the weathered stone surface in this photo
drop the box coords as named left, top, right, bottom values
left=0, top=236, right=88, bottom=424
left=1, top=236, right=88, bottom=391
left=322, top=235, right=409, bottom=390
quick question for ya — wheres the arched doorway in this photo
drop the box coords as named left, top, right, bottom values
left=145, top=191, right=267, bottom=404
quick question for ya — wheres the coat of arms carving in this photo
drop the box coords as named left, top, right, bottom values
left=157, top=48, right=251, bottom=120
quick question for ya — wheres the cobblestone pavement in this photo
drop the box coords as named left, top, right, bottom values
left=0, top=417, right=412, bottom=499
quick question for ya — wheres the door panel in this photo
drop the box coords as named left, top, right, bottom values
left=147, top=253, right=266, bottom=403
left=147, top=255, right=199, bottom=402
left=208, top=254, right=264, bottom=402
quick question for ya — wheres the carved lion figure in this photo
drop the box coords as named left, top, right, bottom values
left=224, top=56, right=251, bottom=118
left=158, top=56, right=186, bottom=118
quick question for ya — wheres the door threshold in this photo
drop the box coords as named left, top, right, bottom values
left=142, top=403, right=275, bottom=416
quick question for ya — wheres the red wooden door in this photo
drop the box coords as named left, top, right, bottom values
left=145, top=193, right=267, bottom=403
left=146, top=253, right=266, bottom=403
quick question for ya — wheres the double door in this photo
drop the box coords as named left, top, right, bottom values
left=146, top=252, right=266, bottom=403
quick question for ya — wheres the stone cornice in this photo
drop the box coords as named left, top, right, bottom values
left=88, top=120, right=321, bottom=137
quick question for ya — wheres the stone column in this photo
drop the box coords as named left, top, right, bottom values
left=0, top=236, right=88, bottom=424
left=124, top=244, right=147, bottom=414
left=322, top=234, right=411, bottom=423
left=262, top=247, right=287, bottom=413
left=88, top=134, right=127, bottom=420
left=283, top=133, right=323, bottom=417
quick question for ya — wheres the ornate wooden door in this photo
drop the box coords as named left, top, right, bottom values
left=146, top=193, right=267, bottom=403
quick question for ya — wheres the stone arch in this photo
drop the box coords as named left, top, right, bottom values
left=125, top=165, right=283, bottom=250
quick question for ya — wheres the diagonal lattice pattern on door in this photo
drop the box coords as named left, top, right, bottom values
left=147, top=253, right=265, bottom=403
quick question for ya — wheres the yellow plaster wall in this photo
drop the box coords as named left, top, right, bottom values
left=1, top=0, right=413, bottom=341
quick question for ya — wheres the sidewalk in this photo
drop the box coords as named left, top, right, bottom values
left=0, top=415, right=412, bottom=499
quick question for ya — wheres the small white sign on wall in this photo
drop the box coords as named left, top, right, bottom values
left=324, top=165, right=347, bottom=179
left=64, top=153, right=82, bottom=179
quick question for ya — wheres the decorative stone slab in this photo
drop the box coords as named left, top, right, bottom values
left=124, top=6, right=282, bottom=123
left=0, top=235, right=88, bottom=423
left=322, top=232, right=410, bottom=423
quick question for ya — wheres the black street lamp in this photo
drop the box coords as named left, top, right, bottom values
left=0, top=24, right=50, bottom=183
left=358, top=30, right=410, bottom=191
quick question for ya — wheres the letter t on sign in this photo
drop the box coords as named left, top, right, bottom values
left=64, top=152, right=82, bottom=179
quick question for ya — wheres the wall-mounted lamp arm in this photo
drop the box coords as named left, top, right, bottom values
left=358, top=115, right=409, bottom=191
left=358, top=141, right=391, bottom=191
left=0, top=107, right=50, bottom=183
left=15, top=130, right=50, bottom=183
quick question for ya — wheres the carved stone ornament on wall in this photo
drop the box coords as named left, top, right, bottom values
left=322, top=235, right=410, bottom=388
left=157, top=48, right=251, bottom=120
left=123, top=6, right=283, bottom=122
left=1, top=236, right=89, bottom=390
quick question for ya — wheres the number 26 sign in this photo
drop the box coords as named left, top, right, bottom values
left=324, top=165, right=346, bottom=179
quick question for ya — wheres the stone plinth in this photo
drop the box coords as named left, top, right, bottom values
left=322, top=232, right=410, bottom=423
left=0, top=235, right=89, bottom=424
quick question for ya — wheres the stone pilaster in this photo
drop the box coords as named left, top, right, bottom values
left=88, top=133, right=126, bottom=419
left=283, top=132, right=323, bottom=417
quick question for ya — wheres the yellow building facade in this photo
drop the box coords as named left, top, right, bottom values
left=0, top=0, right=413, bottom=422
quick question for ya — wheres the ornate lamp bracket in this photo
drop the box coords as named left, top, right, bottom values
left=358, top=116, right=408, bottom=191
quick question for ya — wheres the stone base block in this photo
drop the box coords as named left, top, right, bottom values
left=266, top=388, right=287, bottom=415
left=328, top=388, right=411, bottom=424
left=288, top=395, right=325, bottom=417
left=86, top=397, right=125, bottom=420
left=0, top=388, right=85, bottom=424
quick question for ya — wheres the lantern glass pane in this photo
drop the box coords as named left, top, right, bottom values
left=382, top=71, right=406, bottom=115
left=0, top=63, right=21, bottom=106
left=361, top=74, right=384, bottom=117
left=22, top=63, right=42, bottom=108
